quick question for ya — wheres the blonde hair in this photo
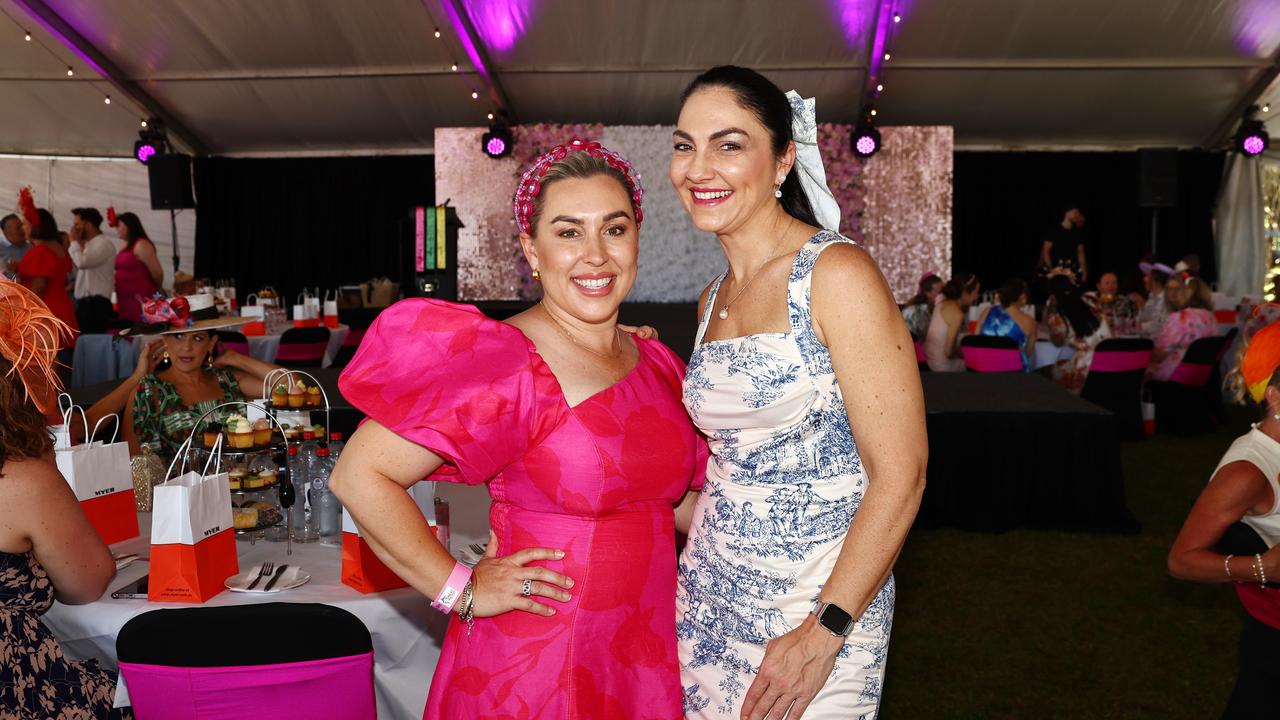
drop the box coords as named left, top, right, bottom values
left=1179, top=276, right=1213, bottom=311
left=526, top=154, right=636, bottom=236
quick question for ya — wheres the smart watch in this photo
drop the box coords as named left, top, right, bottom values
left=811, top=600, right=854, bottom=637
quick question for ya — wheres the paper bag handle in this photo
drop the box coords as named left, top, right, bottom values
left=61, top=404, right=88, bottom=445
left=57, top=392, right=74, bottom=415
left=90, top=413, right=121, bottom=444
left=163, top=435, right=195, bottom=482
left=245, top=293, right=259, bottom=305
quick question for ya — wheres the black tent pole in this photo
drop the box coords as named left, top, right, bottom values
left=170, top=208, right=179, bottom=276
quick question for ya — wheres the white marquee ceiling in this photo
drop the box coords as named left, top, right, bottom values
left=0, top=0, right=1278, bottom=156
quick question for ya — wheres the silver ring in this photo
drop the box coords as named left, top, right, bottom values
left=521, top=579, right=533, bottom=597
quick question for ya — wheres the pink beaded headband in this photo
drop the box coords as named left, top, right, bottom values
left=512, top=138, right=644, bottom=235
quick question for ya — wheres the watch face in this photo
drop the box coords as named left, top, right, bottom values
left=819, top=603, right=854, bottom=635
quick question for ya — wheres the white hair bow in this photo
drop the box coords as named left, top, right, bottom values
left=785, top=91, right=842, bottom=233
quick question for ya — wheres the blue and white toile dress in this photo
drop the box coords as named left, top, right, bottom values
left=676, top=231, right=894, bottom=719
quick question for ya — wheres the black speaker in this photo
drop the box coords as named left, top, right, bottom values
left=1138, top=148, right=1177, bottom=208
left=148, top=153, right=195, bottom=209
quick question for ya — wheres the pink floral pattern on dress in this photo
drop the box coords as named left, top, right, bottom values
left=339, top=299, right=708, bottom=719
left=1148, top=308, right=1217, bottom=381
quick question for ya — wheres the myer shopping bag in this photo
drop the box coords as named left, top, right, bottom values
left=55, top=414, right=139, bottom=545
left=341, top=482, right=437, bottom=593
left=149, top=437, right=238, bottom=602
left=48, top=393, right=78, bottom=450
left=323, top=290, right=340, bottom=329
left=240, top=295, right=266, bottom=336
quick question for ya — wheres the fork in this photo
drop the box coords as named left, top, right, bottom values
left=469, top=543, right=486, bottom=557
left=245, top=562, right=273, bottom=591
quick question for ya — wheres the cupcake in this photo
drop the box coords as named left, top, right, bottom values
left=225, top=415, right=254, bottom=449
left=288, top=382, right=305, bottom=408
left=252, top=418, right=272, bottom=447
left=255, top=469, right=277, bottom=488
left=270, top=384, right=288, bottom=407
left=203, top=422, right=222, bottom=449
left=306, top=384, right=322, bottom=406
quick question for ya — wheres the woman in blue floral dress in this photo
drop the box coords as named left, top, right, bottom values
left=669, top=66, right=928, bottom=719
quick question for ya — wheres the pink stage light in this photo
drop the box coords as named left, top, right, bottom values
left=855, top=135, right=878, bottom=155
left=486, top=136, right=507, bottom=156
left=1243, top=135, right=1266, bottom=155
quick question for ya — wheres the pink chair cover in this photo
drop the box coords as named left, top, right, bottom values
left=223, top=341, right=250, bottom=356
left=914, top=341, right=927, bottom=363
left=1169, top=362, right=1212, bottom=387
left=275, top=340, right=328, bottom=362
left=119, top=652, right=375, bottom=720
left=1088, top=350, right=1151, bottom=373
left=961, top=346, right=1023, bottom=373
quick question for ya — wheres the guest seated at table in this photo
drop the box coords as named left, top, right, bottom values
left=1148, top=275, right=1217, bottom=382
left=924, top=271, right=980, bottom=372
left=122, top=299, right=283, bottom=465
left=1136, top=262, right=1176, bottom=337
left=1175, top=253, right=1202, bottom=277
left=902, top=270, right=943, bottom=343
left=1085, top=271, right=1138, bottom=334
left=975, top=278, right=1036, bottom=371
left=1168, top=319, right=1280, bottom=717
left=1045, top=273, right=1110, bottom=393
left=0, top=280, right=129, bottom=719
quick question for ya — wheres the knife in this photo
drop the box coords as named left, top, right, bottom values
left=262, top=564, right=290, bottom=592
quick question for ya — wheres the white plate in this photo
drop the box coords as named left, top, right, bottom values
left=225, top=564, right=311, bottom=593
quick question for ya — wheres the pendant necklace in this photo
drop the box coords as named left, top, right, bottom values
left=540, top=302, right=623, bottom=360
left=718, top=219, right=797, bottom=320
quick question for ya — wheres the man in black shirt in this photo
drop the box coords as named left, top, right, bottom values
left=1039, top=206, right=1088, bottom=283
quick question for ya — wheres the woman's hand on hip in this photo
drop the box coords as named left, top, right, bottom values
left=741, top=615, right=844, bottom=720
left=470, top=530, right=574, bottom=618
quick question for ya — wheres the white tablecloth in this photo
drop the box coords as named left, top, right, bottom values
left=71, top=326, right=350, bottom=387
left=43, top=481, right=492, bottom=720
left=1034, top=340, right=1075, bottom=370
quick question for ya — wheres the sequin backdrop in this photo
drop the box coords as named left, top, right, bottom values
left=437, top=125, right=951, bottom=302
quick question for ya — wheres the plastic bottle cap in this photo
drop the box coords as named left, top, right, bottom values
left=317, top=447, right=330, bottom=457
left=330, top=432, right=343, bottom=441
left=287, top=446, right=299, bottom=455
left=302, top=431, right=315, bottom=439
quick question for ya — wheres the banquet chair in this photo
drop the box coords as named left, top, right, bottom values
left=914, top=340, right=929, bottom=373
left=959, top=335, right=1023, bottom=373
left=1147, top=334, right=1230, bottom=436
left=117, top=602, right=375, bottom=720
left=1080, top=337, right=1153, bottom=440
left=330, top=327, right=367, bottom=368
left=275, top=326, right=331, bottom=367
left=215, top=330, right=250, bottom=357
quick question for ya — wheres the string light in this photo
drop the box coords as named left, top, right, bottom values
left=471, top=90, right=479, bottom=100
left=486, top=112, right=494, bottom=121
left=140, top=119, right=148, bottom=128
left=23, top=30, right=30, bottom=41
left=451, top=63, right=458, bottom=72
left=66, top=66, right=73, bottom=76
left=876, top=84, right=883, bottom=92
left=103, top=95, right=110, bottom=104
left=434, top=27, right=441, bottom=38
left=883, top=52, right=891, bottom=61
left=870, top=109, right=878, bottom=117
left=893, top=13, right=901, bottom=22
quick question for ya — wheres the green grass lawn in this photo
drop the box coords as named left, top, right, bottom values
left=881, top=407, right=1254, bottom=719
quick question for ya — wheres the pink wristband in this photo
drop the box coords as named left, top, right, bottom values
left=431, top=562, right=473, bottom=614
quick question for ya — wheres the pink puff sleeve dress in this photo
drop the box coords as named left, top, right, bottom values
left=338, top=299, right=708, bottom=719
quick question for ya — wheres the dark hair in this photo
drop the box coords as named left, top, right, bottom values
left=116, top=212, right=149, bottom=249
left=941, top=271, right=978, bottom=301
left=0, top=214, right=17, bottom=232
left=1049, top=275, right=1100, bottom=338
left=0, top=357, right=54, bottom=472
left=679, top=65, right=819, bottom=228
left=28, top=209, right=58, bottom=242
left=906, top=276, right=943, bottom=307
left=71, top=207, right=102, bottom=228
left=1149, top=267, right=1171, bottom=286
left=997, top=278, right=1028, bottom=307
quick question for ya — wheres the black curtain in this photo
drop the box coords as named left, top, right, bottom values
left=952, top=150, right=1224, bottom=294
left=193, top=155, right=434, bottom=302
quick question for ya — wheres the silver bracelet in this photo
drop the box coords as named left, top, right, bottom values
left=1225, top=554, right=1234, bottom=580
left=456, top=580, right=475, bottom=637
left=1256, top=554, right=1267, bottom=587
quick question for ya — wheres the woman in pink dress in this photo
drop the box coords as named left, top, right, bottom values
left=1148, top=275, right=1217, bottom=381
left=331, top=140, right=707, bottom=719
left=113, top=212, right=163, bottom=322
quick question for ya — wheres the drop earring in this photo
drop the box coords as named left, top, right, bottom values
left=532, top=268, right=541, bottom=281
left=774, top=179, right=783, bottom=199
left=162, top=350, right=170, bottom=360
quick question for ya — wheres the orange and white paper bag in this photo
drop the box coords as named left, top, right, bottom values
left=55, top=414, right=139, bottom=545
left=341, top=482, right=437, bottom=593
left=149, top=438, right=238, bottom=602
left=48, top=393, right=79, bottom=450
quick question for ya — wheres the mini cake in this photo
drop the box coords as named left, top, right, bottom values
left=203, top=422, right=222, bottom=449
left=282, top=425, right=300, bottom=441
left=252, top=418, right=272, bottom=447
left=306, top=384, right=322, bottom=406
left=244, top=473, right=264, bottom=490
left=288, top=382, right=306, bottom=408
left=255, top=469, right=277, bottom=487
left=270, top=384, right=288, bottom=407
left=227, top=468, right=247, bottom=491
left=232, top=507, right=259, bottom=530
left=225, top=415, right=254, bottom=449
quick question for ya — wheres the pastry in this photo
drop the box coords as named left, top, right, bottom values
left=255, top=470, right=277, bottom=488
left=270, top=384, right=288, bottom=407
left=288, top=382, right=305, bottom=408
left=306, top=384, right=322, bottom=406
left=252, top=418, right=272, bottom=447
left=225, top=415, right=254, bottom=449
left=232, top=507, right=259, bottom=530
left=203, top=422, right=222, bottom=448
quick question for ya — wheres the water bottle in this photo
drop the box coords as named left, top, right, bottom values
left=286, top=446, right=310, bottom=533
left=312, top=447, right=341, bottom=546
left=328, top=432, right=345, bottom=461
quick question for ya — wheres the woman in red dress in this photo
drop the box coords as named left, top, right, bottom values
left=331, top=141, right=707, bottom=719
left=17, top=208, right=78, bottom=345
